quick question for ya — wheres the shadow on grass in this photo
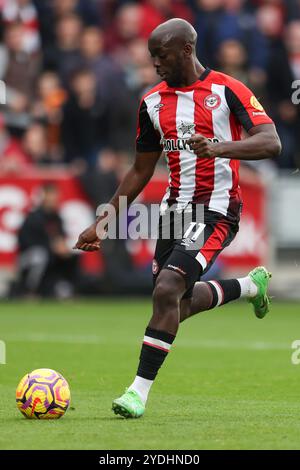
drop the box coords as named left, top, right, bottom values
left=6, top=415, right=140, bottom=424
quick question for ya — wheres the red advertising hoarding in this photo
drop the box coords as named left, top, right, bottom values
left=0, top=170, right=268, bottom=273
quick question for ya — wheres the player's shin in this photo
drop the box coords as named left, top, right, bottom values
left=128, top=327, right=175, bottom=405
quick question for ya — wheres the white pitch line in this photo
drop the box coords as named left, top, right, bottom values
left=2, top=333, right=290, bottom=351
left=3, top=333, right=103, bottom=345
left=177, top=338, right=289, bottom=351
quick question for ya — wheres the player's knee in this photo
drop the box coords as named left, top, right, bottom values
left=153, top=270, right=185, bottom=312
left=153, top=282, right=174, bottom=309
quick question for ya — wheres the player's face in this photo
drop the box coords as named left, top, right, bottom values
left=148, top=40, right=185, bottom=87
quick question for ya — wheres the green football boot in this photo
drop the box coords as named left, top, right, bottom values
left=248, top=266, right=272, bottom=319
left=112, top=389, right=145, bottom=419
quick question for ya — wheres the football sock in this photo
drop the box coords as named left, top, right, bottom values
left=128, top=327, right=175, bottom=405
left=237, top=276, right=258, bottom=298
left=206, top=279, right=241, bottom=308
left=128, top=376, right=153, bottom=405
left=206, top=277, right=258, bottom=309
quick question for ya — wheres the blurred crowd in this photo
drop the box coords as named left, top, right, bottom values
left=0, top=0, right=300, bottom=174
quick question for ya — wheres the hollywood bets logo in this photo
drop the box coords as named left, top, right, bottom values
left=162, top=120, right=219, bottom=153
left=162, top=121, right=196, bottom=152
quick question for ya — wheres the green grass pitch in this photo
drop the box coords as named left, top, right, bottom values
left=0, top=299, right=300, bottom=450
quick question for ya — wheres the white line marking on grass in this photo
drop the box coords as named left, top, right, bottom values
left=177, top=339, right=289, bottom=351
left=4, top=333, right=103, bottom=344
left=3, top=333, right=289, bottom=351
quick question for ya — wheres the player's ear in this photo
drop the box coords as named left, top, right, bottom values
left=183, top=43, right=193, bottom=57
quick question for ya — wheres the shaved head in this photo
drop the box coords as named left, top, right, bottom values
left=149, top=18, right=197, bottom=49
left=148, top=19, right=201, bottom=87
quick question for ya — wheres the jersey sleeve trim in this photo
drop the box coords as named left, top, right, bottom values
left=136, top=100, right=163, bottom=153
left=225, top=85, right=273, bottom=132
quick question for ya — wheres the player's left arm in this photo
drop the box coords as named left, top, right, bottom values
left=188, top=123, right=281, bottom=161
left=188, top=79, right=282, bottom=161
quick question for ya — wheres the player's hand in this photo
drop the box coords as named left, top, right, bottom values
left=73, top=222, right=101, bottom=252
left=187, top=134, right=216, bottom=158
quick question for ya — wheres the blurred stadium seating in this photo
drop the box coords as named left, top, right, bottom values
left=0, top=0, right=299, bottom=298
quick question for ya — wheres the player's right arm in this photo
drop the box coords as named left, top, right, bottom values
left=74, top=97, right=163, bottom=251
left=74, top=151, right=161, bottom=251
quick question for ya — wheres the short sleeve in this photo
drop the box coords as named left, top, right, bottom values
left=225, top=80, right=273, bottom=132
left=136, top=100, right=162, bottom=153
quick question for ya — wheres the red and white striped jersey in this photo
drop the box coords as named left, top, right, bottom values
left=136, top=68, right=273, bottom=221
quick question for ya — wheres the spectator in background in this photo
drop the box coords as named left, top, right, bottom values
left=79, top=26, right=123, bottom=100
left=43, top=13, right=82, bottom=87
left=217, top=39, right=248, bottom=82
left=31, top=71, right=67, bottom=160
left=107, top=36, right=159, bottom=153
left=107, top=1, right=193, bottom=58
left=15, top=183, right=78, bottom=298
left=267, top=20, right=300, bottom=169
left=22, top=123, right=57, bottom=166
left=34, top=0, right=100, bottom=50
left=194, top=0, right=269, bottom=75
left=256, top=1, right=285, bottom=51
left=285, top=0, right=300, bottom=22
left=139, top=0, right=194, bottom=39
left=78, top=25, right=139, bottom=151
left=123, top=38, right=159, bottom=97
left=106, top=3, right=143, bottom=57
left=0, top=112, right=29, bottom=174
left=217, top=35, right=268, bottom=99
left=217, top=36, right=277, bottom=179
left=286, top=20, right=300, bottom=79
left=51, top=0, right=99, bottom=27
left=79, top=148, right=121, bottom=207
left=0, top=0, right=40, bottom=53
left=240, top=1, right=285, bottom=90
left=61, top=68, right=111, bottom=165
left=96, top=0, right=130, bottom=29
left=0, top=22, right=41, bottom=128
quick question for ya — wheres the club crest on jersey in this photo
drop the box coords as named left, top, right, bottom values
left=177, top=121, right=195, bottom=137
left=204, top=93, right=221, bottom=110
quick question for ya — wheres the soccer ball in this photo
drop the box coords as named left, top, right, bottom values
left=16, top=368, right=71, bottom=419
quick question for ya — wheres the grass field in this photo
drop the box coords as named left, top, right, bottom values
left=0, top=299, right=300, bottom=450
